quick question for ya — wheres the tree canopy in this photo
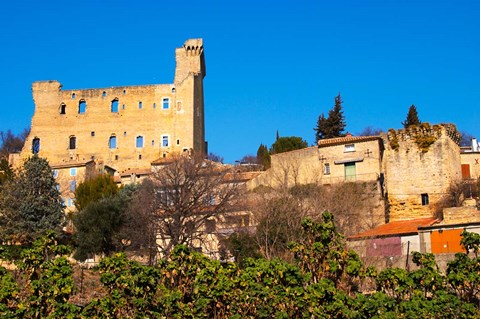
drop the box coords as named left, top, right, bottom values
left=402, top=104, right=421, bottom=128
left=74, top=174, right=118, bottom=211
left=256, top=143, right=271, bottom=169
left=270, top=136, right=308, bottom=154
left=315, top=93, right=346, bottom=141
left=0, top=155, right=64, bottom=243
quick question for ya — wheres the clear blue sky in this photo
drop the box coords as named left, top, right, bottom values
left=0, top=0, right=478, bottom=163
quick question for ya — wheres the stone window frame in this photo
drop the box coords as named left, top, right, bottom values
left=32, top=137, right=40, bottom=154
left=161, top=135, right=170, bottom=147
left=162, top=97, right=170, bottom=110
left=111, top=98, right=119, bottom=113
left=344, top=144, right=355, bottom=152
left=69, top=135, right=76, bottom=150
left=70, top=168, right=77, bottom=177
left=136, top=135, right=144, bottom=148
left=324, top=163, right=331, bottom=175
left=60, top=103, right=66, bottom=115
left=78, top=99, right=87, bottom=114
left=421, top=193, right=429, bottom=206
left=109, top=135, right=117, bottom=149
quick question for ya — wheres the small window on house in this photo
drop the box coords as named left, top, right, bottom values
left=324, top=163, right=331, bottom=175
left=32, top=137, right=40, bottom=154
left=138, top=101, right=142, bottom=109
left=103, top=91, right=107, bottom=97
left=111, top=99, right=119, bottom=112
left=138, top=154, right=142, bottom=160
left=69, top=180, right=76, bottom=192
left=123, top=132, right=127, bottom=137
left=69, top=136, right=76, bottom=150
left=171, top=87, right=176, bottom=93
left=60, top=103, right=66, bottom=114
left=67, top=198, right=72, bottom=207
left=122, top=104, right=126, bottom=110
left=176, top=139, right=180, bottom=145
left=91, top=131, right=95, bottom=137
left=109, top=135, right=117, bottom=149
left=151, top=140, right=155, bottom=146
left=55, top=184, right=60, bottom=191
left=115, top=155, right=119, bottom=160
left=162, top=98, right=170, bottom=109
left=162, top=135, right=169, bottom=147
left=153, top=103, right=156, bottom=109
left=136, top=136, right=144, bottom=148
left=52, top=170, right=58, bottom=178
left=123, top=89, right=126, bottom=95
left=344, top=144, right=355, bottom=152
left=421, top=193, right=429, bottom=206
left=78, top=100, right=87, bottom=113
left=70, top=168, right=77, bottom=176
left=71, top=93, right=76, bottom=99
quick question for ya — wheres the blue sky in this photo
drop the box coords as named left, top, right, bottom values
left=0, top=0, right=478, bottom=163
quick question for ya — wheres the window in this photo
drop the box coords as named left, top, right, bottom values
left=153, top=103, right=156, bottom=109
left=122, top=104, right=126, bottom=110
left=70, top=168, right=77, bottom=176
left=151, top=140, right=155, bottom=146
left=123, top=89, right=126, bottom=95
left=123, top=132, right=127, bottom=137
left=344, top=162, right=356, bottom=181
left=71, top=93, right=76, bottom=99
left=55, top=184, right=60, bottom=191
left=67, top=198, right=72, bottom=207
left=138, top=154, right=142, bottom=160
left=171, top=87, right=176, bottom=93
left=52, top=170, right=58, bottom=178
left=69, top=136, right=76, bottom=150
left=138, top=101, right=142, bottom=109
left=109, top=135, right=117, bottom=149
left=162, top=135, right=169, bottom=147
left=115, top=155, right=119, bottom=160
left=421, top=193, right=429, bottom=206
left=162, top=98, right=170, bottom=109
left=111, top=99, right=119, bottom=112
left=91, top=131, right=95, bottom=137
left=32, top=137, right=40, bottom=154
left=344, top=144, right=355, bottom=152
left=324, top=163, right=331, bottom=175
left=78, top=100, right=87, bottom=113
left=136, top=136, right=144, bottom=148
left=177, top=139, right=180, bottom=145
left=69, top=180, right=76, bottom=192
left=60, top=103, right=66, bottom=114
left=102, top=91, right=107, bottom=97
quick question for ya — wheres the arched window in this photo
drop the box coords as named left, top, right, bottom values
left=109, top=135, right=117, bottom=149
left=162, top=98, right=170, bottom=109
left=111, top=99, right=119, bottom=112
left=69, top=136, right=76, bottom=150
left=138, top=101, right=143, bottom=109
left=60, top=103, right=66, bottom=115
left=32, top=137, right=40, bottom=154
left=136, top=136, right=144, bottom=148
left=78, top=100, right=87, bottom=113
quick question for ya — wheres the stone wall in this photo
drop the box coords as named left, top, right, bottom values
left=383, top=124, right=461, bottom=221
left=19, top=39, right=206, bottom=176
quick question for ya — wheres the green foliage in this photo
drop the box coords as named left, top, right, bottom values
left=315, top=93, right=346, bottom=141
left=402, top=104, right=421, bottom=128
left=270, top=136, right=308, bottom=154
left=224, top=231, right=262, bottom=267
left=256, top=143, right=271, bottom=169
left=0, top=158, right=14, bottom=186
left=0, top=155, right=64, bottom=244
left=74, top=173, right=118, bottom=211
left=72, top=192, right=128, bottom=261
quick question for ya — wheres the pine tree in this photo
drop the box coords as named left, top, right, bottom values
left=256, top=144, right=271, bottom=169
left=402, top=104, right=421, bottom=128
left=314, top=93, right=346, bottom=141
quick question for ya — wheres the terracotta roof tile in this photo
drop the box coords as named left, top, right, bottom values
left=317, top=135, right=381, bottom=148
left=348, top=217, right=438, bottom=240
left=120, top=168, right=152, bottom=177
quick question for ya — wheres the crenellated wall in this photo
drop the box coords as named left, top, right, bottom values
left=19, top=39, right=206, bottom=175
left=383, top=123, right=462, bottom=221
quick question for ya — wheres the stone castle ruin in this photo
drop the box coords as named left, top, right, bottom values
left=17, top=39, right=206, bottom=174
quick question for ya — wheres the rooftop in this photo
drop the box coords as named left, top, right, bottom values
left=318, top=135, right=382, bottom=148
left=348, top=217, right=439, bottom=240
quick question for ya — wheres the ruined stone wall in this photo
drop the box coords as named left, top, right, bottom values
left=19, top=39, right=206, bottom=177
left=383, top=124, right=461, bottom=221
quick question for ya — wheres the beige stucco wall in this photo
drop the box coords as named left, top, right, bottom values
left=248, top=138, right=383, bottom=190
left=460, top=152, right=480, bottom=180
left=19, top=39, right=205, bottom=177
left=383, top=124, right=462, bottom=221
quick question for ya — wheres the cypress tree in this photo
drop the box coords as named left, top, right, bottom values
left=402, top=104, right=421, bottom=128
